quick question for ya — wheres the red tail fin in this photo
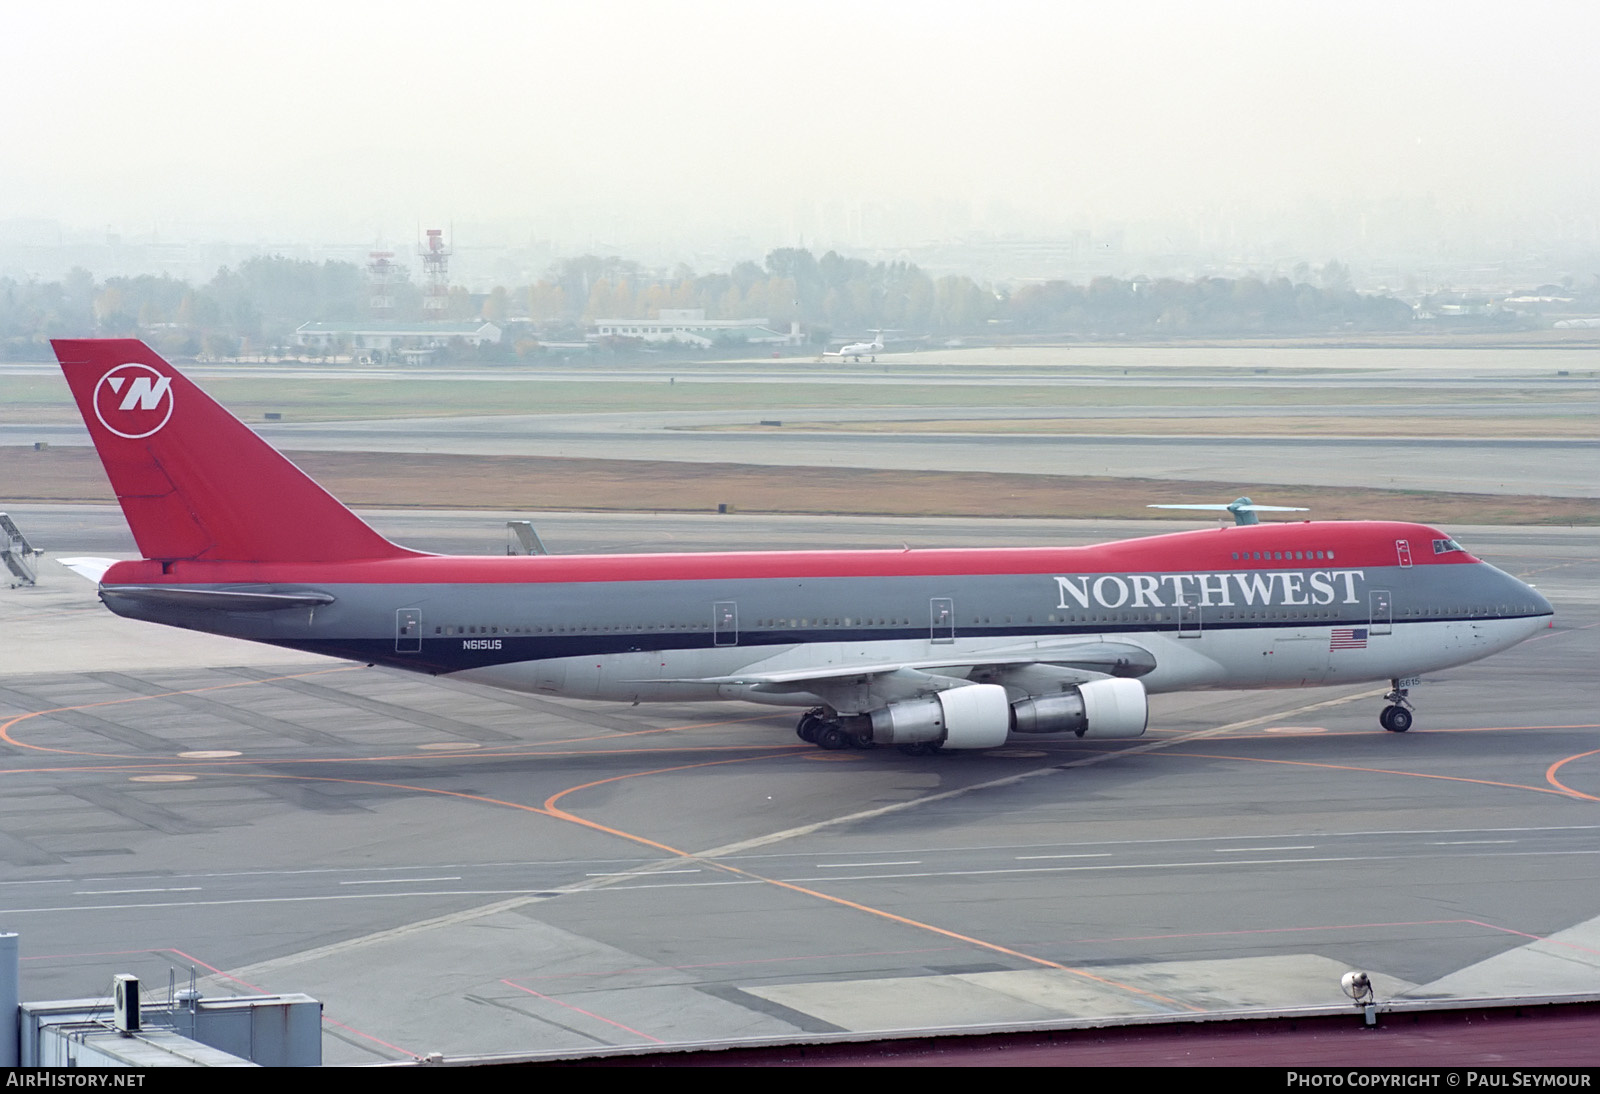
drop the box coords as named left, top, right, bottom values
left=53, top=339, right=420, bottom=563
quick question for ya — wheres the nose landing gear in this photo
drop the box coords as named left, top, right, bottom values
left=1379, top=681, right=1415, bottom=732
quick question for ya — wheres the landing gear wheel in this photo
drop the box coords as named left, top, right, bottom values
left=796, top=709, right=826, bottom=743
left=1379, top=681, right=1415, bottom=733
left=816, top=725, right=851, bottom=750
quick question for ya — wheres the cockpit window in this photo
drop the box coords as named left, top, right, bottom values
left=1433, top=538, right=1464, bottom=554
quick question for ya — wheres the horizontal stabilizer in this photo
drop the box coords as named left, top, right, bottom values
left=56, top=557, right=119, bottom=583
left=100, top=586, right=336, bottom=613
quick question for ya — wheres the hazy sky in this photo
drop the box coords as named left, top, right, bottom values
left=5, top=0, right=1598, bottom=254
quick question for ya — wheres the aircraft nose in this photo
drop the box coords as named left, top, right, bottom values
left=1527, top=582, right=1554, bottom=619
left=1507, top=568, right=1554, bottom=621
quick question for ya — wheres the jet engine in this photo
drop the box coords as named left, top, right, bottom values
left=866, top=683, right=1011, bottom=749
left=1009, top=677, right=1148, bottom=739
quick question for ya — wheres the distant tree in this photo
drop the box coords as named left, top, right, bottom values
left=481, top=286, right=510, bottom=324
left=526, top=281, right=567, bottom=323
left=555, top=255, right=639, bottom=316
left=730, top=261, right=765, bottom=296
left=764, top=248, right=823, bottom=312
left=93, top=286, right=134, bottom=334
left=1319, top=260, right=1353, bottom=293
left=584, top=278, right=613, bottom=322
left=933, top=276, right=991, bottom=332
left=445, top=286, right=476, bottom=321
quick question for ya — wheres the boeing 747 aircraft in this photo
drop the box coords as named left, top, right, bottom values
left=53, top=340, right=1553, bottom=752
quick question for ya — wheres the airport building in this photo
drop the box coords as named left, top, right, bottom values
left=292, top=320, right=502, bottom=361
left=591, top=308, right=800, bottom=347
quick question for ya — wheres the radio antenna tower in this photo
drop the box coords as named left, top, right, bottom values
left=419, top=228, right=451, bottom=317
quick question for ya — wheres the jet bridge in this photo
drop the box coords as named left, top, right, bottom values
left=0, top=513, right=43, bottom=587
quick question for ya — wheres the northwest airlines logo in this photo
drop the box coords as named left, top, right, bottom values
left=1054, top=569, right=1367, bottom=610
left=93, top=364, right=175, bottom=439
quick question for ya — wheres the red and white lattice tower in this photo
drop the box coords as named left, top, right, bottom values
left=419, top=229, right=451, bottom=316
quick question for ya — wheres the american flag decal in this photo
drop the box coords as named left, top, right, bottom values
left=1330, top=627, right=1369, bottom=650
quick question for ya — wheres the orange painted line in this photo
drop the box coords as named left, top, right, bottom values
left=527, top=713, right=783, bottom=748
left=512, top=945, right=963, bottom=983
left=167, top=947, right=419, bottom=1057
left=702, top=865, right=1202, bottom=1011
left=1187, top=723, right=1600, bottom=741
left=318, top=1015, right=420, bottom=1059
left=22, top=948, right=158, bottom=962
left=165, top=947, right=270, bottom=993
left=501, top=979, right=664, bottom=1044
left=1154, top=749, right=1590, bottom=800
left=513, top=917, right=1573, bottom=985
left=543, top=762, right=1199, bottom=1012
left=0, top=666, right=364, bottom=757
left=18, top=721, right=1593, bottom=777
left=183, top=758, right=1198, bottom=1013
left=541, top=756, right=786, bottom=856
left=1547, top=749, right=1600, bottom=803
left=0, top=744, right=811, bottom=778
left=1, top=675, right=790, bottom=765
left=1461, top=918, right=1600, bottom=959
left=197, top=769, right=566, bottom=818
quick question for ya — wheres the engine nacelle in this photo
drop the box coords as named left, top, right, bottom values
left=867, top=683, right=1011, bottom=749
left=1010, top=678, right=1148, bottom=739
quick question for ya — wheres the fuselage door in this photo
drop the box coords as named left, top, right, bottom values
left=1369, top=589, right=1393, bottom=636
left=1396, top=539, right=1413, bottom=568
left=1178, top=596, right=1202, bottom=638
left=713, top=600, right=738, bottom=647
left=930, top=597, right=955, bottom=644
left=395, top=608, right=422, bottom=653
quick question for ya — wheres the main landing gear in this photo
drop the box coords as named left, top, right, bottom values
left=796, top=708, right=865, bottom=751
left=794, top=707, right=945, bottom=754
left=1379, top=681, right=1414, bottom=733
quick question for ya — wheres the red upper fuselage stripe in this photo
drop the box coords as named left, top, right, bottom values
left=101, top=521, right=1476, bottom=586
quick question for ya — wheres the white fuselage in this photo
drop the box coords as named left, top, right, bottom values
left=453, top=614, right=1547, bottom=705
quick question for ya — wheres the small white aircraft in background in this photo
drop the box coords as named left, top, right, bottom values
left=826, top=331, right=885, bottom=362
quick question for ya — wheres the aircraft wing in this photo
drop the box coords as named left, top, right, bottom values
left=685, top=640, right=1153, bottom=685
left=652, top=639, right=1155, bottom=710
